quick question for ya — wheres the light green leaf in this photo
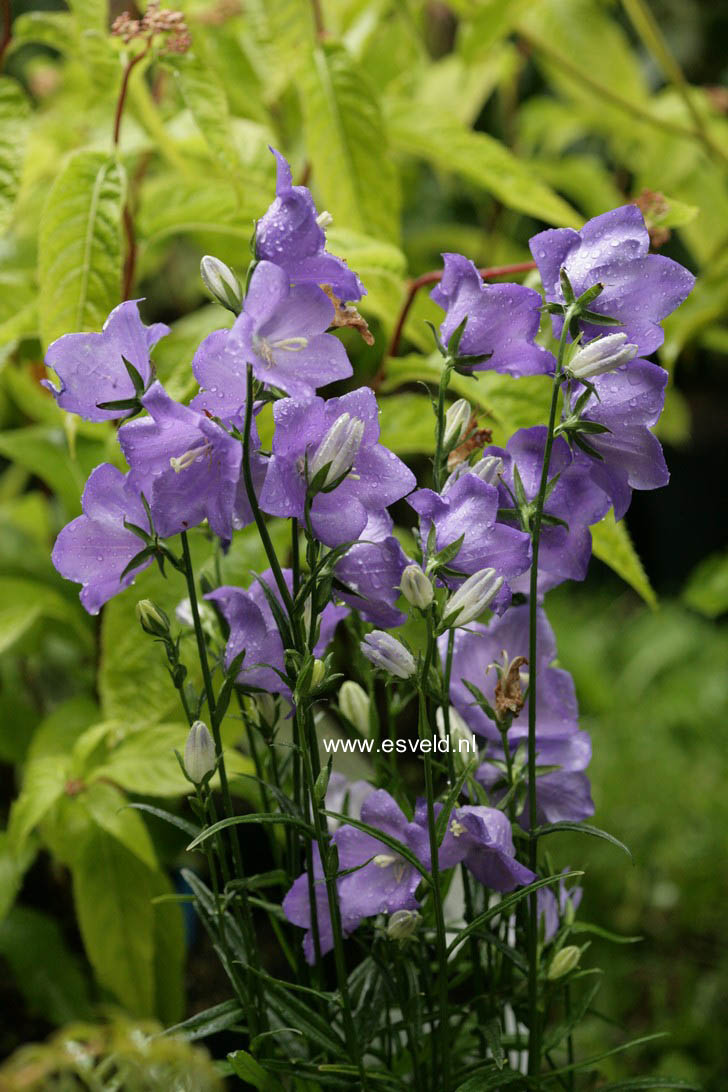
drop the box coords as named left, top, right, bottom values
left=92, top=722, right=191, bottom=797
left=591, top=510, right=657, bottom=608
left=80, top=781, right=158, bottom=870
left=7, top=10, right=77, bottom=54
left=385, top=99, right=581, bottom=228
left=38, top=151, right=126, bottom=349
left=0, top=831, right=37, bottom=922
left=165, top=52, right=242, bottom=179
left=683, top=551, right=728, bottom=619
left=378, top=393, right=436, bottom=454
left=0, top=77, right=31, bottom=234
left=0, top=426, right=114, bottom=518
left=299, top=41, right=401, bottom=242
left=0, top=576, right=87, bottom=656
left=71, top=825, right=159, bottom=1016
left=228, top=1050, right=281, bottom=1090
left=0, top=906, right=93, bottom=1025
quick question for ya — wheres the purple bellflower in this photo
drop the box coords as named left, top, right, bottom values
left=408, top=471, right=531, bottom=610
left=538, top=871, right=583, bottom=943
left=207, top=568, right=347, bottom=694
left=260, top=387, right=416, bottom=547
left=51, top=464, right=152, bottom=614
left=43, top=300, right=169, bottom=422
left=431, top=253, right=555, bottom=376
left=256, top=148, right=364, bottom=302
left=530, top=205, right=695, bottom=356
left=485, top=427, right=610, bottom=587
left=431, top=801, right=536, bottom=891
left=569, top=359, right=669, bottom=519
left=193, top=260, right=352, bottom=403
left=118, top=382, right=266, bottom=542
left=335, top=511, right=410, bottom=628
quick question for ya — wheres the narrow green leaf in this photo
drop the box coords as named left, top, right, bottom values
left=299, top=41, right=401, bottom=242
left=591, top=510, right=657, bottom=608
left=535, top=820, right=632, bottom=859
left=166, top=52, right=242, bottom=180
left=187, top=812, right=315, bottom=850
left=38, top=151, right=126, bottom=349
left=595, top=1080, right=700, bottom=1091
left=163, top=999, right=245, bottom=1041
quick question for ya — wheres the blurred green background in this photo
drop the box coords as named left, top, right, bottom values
left=0, top=0, right=726, bottom=1087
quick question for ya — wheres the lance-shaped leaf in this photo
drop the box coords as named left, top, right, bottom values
left=0, top=77, right=31, bottom=234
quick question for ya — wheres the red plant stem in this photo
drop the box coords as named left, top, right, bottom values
left=113, top=46, right=149, bottom=148
left=386, top=260, right=538, bottom=362
left=0, top=0, right=11, bottom=69
left=113, top=45, right=150, bottom=300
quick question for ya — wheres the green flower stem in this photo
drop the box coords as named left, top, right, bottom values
left=242, top=364, right=296, bottom=620
left=297, top=702, right=364, bottom=1080
left=526, top=312, right=572, bottom=1077
left=420, top=621, right=451, bottom=1092
left=433, top=363, right=453, bottom=492
left=179, top=530, right=263, bottom=1033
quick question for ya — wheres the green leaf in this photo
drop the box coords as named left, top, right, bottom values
left=72, top=823, right=183, bottom=1018
left=8, top=10, right=78, bottom=54
left=454, top=1068, right=524, bottom=1091
left=92, top=723, right=191, bottom=797
left=0, top=77, right=31, bottom=234
left=299, top=41, right=401, bottom=242
left=0, top=575, right=87, bottom=655
left=151, top=303, right=234, bottom=402
left=164, top=999, right=245, bottom=1041
left=166, top=52, right=242, bottom=180
left=228, top=1050, right=281, bottom=1090
left=385, top=100, right=581, bottom=228
left=0, top=426, right=113, bottom=519
left=535, top=820, right=632, bottom=859
left=80, top=781, right=158, bottom=870
left=595, top=1080, right=700, bottom=1091
left=38, top=151, right=126, bottom=350
left=0, top=831, right=36, bottom=922
left=0, top=906, right=94, bottom=1026
left=378, top=393, right=436, bottom=454
left=683, top=550, right=728, bottom=618
left=591, top=510, right=657, bottom=608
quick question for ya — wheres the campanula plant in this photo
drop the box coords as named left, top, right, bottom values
left=47, top=146, right=695, bottom=1091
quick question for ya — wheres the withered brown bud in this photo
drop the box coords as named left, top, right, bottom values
left=494, top=655, right=527, bottom=719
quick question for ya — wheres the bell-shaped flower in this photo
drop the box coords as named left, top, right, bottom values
left=570, top=359, right=669, bottom=519
left=192, top=260, right=352, bottom=404
left=256, top=147, right=364, bottom=302
left=43, top=300, right=169, bottom=422
left=408, top=471, right=531, bottom=610
left=530, top=204, right=695, bottom=356
left=442, top=568, right=504, bottom=628
left=484, top=427, right=610, bottom=588
left=424, top=801, right=535, bottom=892
left=431, top=253, right=555, bottom=376
left=566, top=332, right=638, bottom=380
left=118, top=382, right=265, bottom=542
left=361, top=631, right=416, bottom=679
left=335, top=511, right=411, bottom=628
left=51, top=464, right=153, bottom=614
left=260, top=387, right=415, bottom=547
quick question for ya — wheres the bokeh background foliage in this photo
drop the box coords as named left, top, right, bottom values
left=0, top=0, right=726, bottom=1086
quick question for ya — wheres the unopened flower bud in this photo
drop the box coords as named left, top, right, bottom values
left=252, top=693, right=277, bottom=730
left=184, top=721, right=216, bottom=783
left=200, top=255, right=243, bottom=314
left=339, top=681, right=370, bottom=735
left=310, top=658, right=326, bottom=689
left=361, top=631, right=416, bottom=679
left=135, top=599, right=170, bottom=638
left=400, top=564, right=433, bottom=610
left=309, top=412, right=365, bottom=488
left=567, top=333, right=638, bottom=380
left=436, top=706, right=477, bottom=763
left=470, top=454, right=504, bottom=485
left=547, top=945, right=581, bottom=980
left=443, top=398, right=471, bottom=448
left=443, top=568, right=504, bottom=628
left=387, top=909, right=420, bottom=941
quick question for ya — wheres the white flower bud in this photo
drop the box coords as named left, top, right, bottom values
left=184, top=720, right=216, bottom=783
left=567, top=333, right=638, bottom=380
left=547, top=945, right=581, bottom=980
left=470, top=455, right=504, bottom=485
left=361, top=631, right=416, bottom=679
left=339, top=681, right=370, bottom=736
left=135, top=599, right=170, bottom=638
left=435, top=707, right=477, bottom=763
left=400, top=564, right=434, bottom=610
left=310, top=658, right=326, bottom=689
left=443, top=568, right=504, bottom=628
left=386, top=908, right=420, bottom=941
left=443, top=398, right=471, bottom=448
left=309, top=412, right=365, bottom=488
left=200, top=255, right=243, bottom=314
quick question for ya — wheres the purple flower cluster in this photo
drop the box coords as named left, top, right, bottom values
left=45, top=148, right=695, bottom=968
left=284, top=787, right=533, bottom=963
